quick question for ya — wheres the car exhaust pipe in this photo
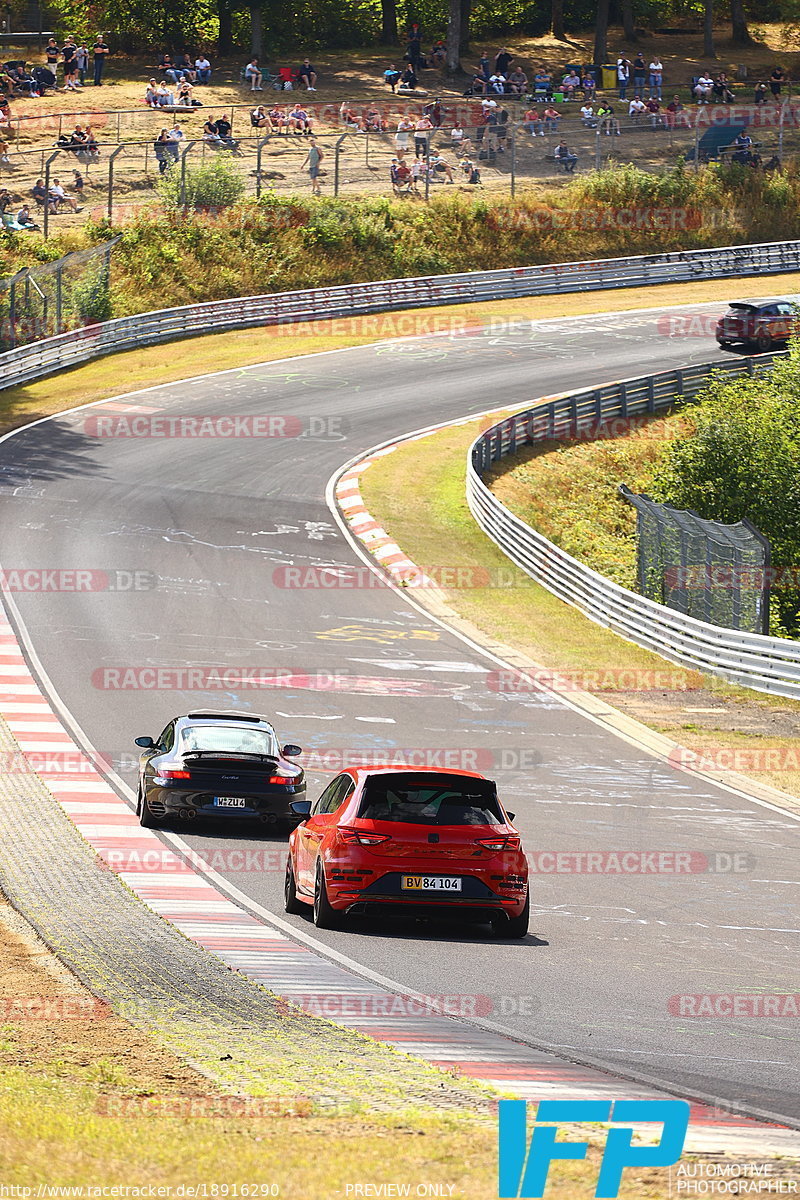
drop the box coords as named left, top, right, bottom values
left=259, top=812, right=278, bottom=824
left=179, top=809, right=197, bottom=820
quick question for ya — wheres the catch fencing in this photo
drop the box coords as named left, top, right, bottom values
left=466, top=353, right=800, bottom=700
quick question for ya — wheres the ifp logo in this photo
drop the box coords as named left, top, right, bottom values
left=498, top=1098, right=690, bottom=1197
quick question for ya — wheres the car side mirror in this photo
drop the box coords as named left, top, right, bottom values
left=290, top=799, right=311, bottom=818
left=134, top=736, right=155, bottom=748
left=506, top=811, right=516, bottom=822
left=282, top=743, right=303, bottom=757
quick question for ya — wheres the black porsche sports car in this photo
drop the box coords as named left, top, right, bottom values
left=134, top=710, right=305, bottom=828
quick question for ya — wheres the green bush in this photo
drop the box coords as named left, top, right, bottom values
left=156, top=157, right=246, bottom=212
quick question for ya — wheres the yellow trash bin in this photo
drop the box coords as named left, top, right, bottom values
left=601, top=65, right=617, bottom=90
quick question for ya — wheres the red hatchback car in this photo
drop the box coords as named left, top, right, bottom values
left=285, top=766, right=529, bottom=938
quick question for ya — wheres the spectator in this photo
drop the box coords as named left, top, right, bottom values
left=16, top=204, right=38, bottom=229
left=429, top=151, right=455, bottom=182
left=298, top=58, right=317, bottom=91
left=430, top=40, right=446, bottom=67
left=302, top=136, right=323, bottom=194
left=154, top=128, right=173, bottom=173
left=61, top=37, right=80, bottom=90
left=597, top=101, right=620, bottom=135
left=581, top=72, right=596, bottom=100
left=176, top=78, right=201, bottom=107
left=269, top=105, right=289, bottom=132
left=0, top=138, right=9, bottom=165
left=406, top=29, right=423, bottom=72
left=645, top=97, right=663, bottom=128
left=390, top=157, right=412, bottom=194
left=288, top=102, right=313, bottom=134
left=424, top=97, right=443, bottom=127
left=580, top=101, right=597, bottom=127
left=694, top=72, right=713, bottom=103
left=244, top=57, right=263, bottom=91
left=32, top=178, right=56, bottom=212
left=158, top=53, right=181, bottom=83
left=542, top=104, right=560, bottom=133
left=617, top=55, right=630, bottom=99
left=523, top=105, right=543, bottom=136
left=477, top=51, right=491, bottom=84
left=145, top=79, right=159, bottom=107
left=339, top=103, right=359, bottom=129
left=213, top=114, right=240, bottom=152
left=395, top=115, right=414, bottom=153
left=488, top=73, right=506, bottom=94
left=648, top=56, right=663, bottom=100
left=195, top=54, right=212, bottom=84
left=554, top=140, right=577, bottom=172
left=50, top=177, right=79, bottom=212
left=628, top=96, right=646, bottom=122
left=414, top=114, right=433, bottom=158
left=534, top=68, right=552, bottom=98
left=11, top=65, right=38, bottom=96
left=632, top=53, right=646, bottom=99
left=75, top=43, right=89, bottom=85
left=362, top=106, right=387, bottom=132
left=494, top=47, right=514, bottom=75
left=92, top=37, right=110, bottom=86
left=156, top=81, right=174, bottom=106
left=175, top=53, right=196, bottom=81
left=71, top=167, right=84, bottom=196
left=398, top=65, right=417, bottom=91
left=732, top=131, right=754, bottom=164
left=0, top=187, right=11, bottom=213
left=507, top=67, right=528, bottom=94
left=461, top=157, right=480, bottom=184
left=713, top=73, right=734, bottom=102
left=561, top=69, right=581, bottom=97
left=384, top=64, right=401, bottom=92
left=450, top=123, right=473, bottom=154
left=202, top=118, right=222, bottom=145
left=666, top=95, right=689, bottom=128
left=754, top=81, right=768, bottom=105
left=770, top=66, right=786, bottom=99
left=251, top=104, right=271, bottom=129
left=44, top=37, right=59, bottom=73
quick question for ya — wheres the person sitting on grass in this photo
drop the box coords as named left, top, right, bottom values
left=176, top=78, right=201, bottom=106
left=542, top=104, right=560, bottom=133
left=712, top=72, right=734, bottom=102
left=645, top=97, right=663, bottom=127
left=362, top=106, right=388, bottom=132
left=244, top=57, right=263, bottom=91
left=461, top=157, right=480, bottom=184
left=384, top=64, right=401, bottom=92
left=429, top=151, right=455, bottom=182
left=298, top=58, right=317, bottom=91
left=16, top=204, right=38, bottom=229
left=628, top=96, right=646, bottom=122
left=523, top=105, right=543, bottom=136
left=145, top=78, right=159, bottom=107
left=694, top=72, right=713, bottom=103
left=0, top=138, right=10, bottom=165
left=430, top=40, right=446, bottom=67
left=450, top=124, right=473, bottom=155
left=156, top=81, right=175, bottom=106
left=398, top=64, right=417, bottom=91
left=390, top=157, right=412, bottom=194
left=71, top=167, right=84, bottom=197
left=554, top=140, right=577, bottom=172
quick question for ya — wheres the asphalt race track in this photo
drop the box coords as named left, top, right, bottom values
left=1, top=302, right=799, bottom=1122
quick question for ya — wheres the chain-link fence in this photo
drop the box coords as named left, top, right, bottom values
left=620, top=484, right=771, bottom=634
left=0, top=238, right=117, bottom=349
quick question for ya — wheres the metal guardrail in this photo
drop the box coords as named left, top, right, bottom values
left=465, top=352, right=800, bottom=700
left=3, top=238, right=800, bottom=392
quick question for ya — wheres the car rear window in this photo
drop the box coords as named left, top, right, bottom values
left=180, top=725, right=278, bottom=756
left=358, top=773, right=503, bottom=825
left=726, top=304, right=756, bottom=314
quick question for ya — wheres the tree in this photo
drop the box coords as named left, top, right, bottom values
left=446, top=0, right=461, bottom=73
left=459, top=0, right=470, bottom=54
left=551, top=0, right=565, bottom=41
left=703, top=0, right=715, bottom=58
left=250, top=3, right=263, bottom=57
left=621, top=0, right=635, bottom=42
left=593, top=0, right=610, bottom=66
left=731, top=0, right=752, bottom=44
left=218, top=0, right=233, bottom=54
left=380, top=0, right=398, bottom=45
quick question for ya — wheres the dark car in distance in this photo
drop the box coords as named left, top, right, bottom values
left=715, top=299, right=798, bottom=352
left=134, top=710, right=304, bottom=828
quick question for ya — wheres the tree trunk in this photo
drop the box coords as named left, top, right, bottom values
left=218, top=1, right=233, bottom=55
left=703, top=0, right=715, bottom=57
left=380, top=0, right=398, bottom=45
left=459, top=0, right=470, bottom=54
left=250, top=4, right=263, bottom=58
left=551, top=0, right=565, bottom=40
left=731, top=0, right=751, bottom=44
left=621, top=0, right=635, bottom=41
left=593, top=0, right=610, bottom=67
left=446, top=0, right=461, bottom=73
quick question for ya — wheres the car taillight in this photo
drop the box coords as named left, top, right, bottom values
left=159, top=769, right=191, bottom=780
left=337, top=827, right=391, bottom=846
left=268, top=772, right=296, bottom=784
left=475, top=836, right=521, bottom=851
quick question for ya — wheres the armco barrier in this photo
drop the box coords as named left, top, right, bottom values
left=3, top=238, right=800, bottom=392
left=466, top=352, right=800, bottom=700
